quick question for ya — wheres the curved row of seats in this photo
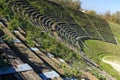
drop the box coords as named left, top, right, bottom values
left=86, top=13, right=116, bottom=44
left=8, top=0, right=117, bottom=50
left=30, top=0, right=75, bottom=23
left=69, top=9, right=103, bottom=40
left=69, top=9, right=117, bottom=44
left=8, top=0, right=90, bottom=48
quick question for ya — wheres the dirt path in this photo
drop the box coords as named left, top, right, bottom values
left=102, top=57, right=120, bottom=73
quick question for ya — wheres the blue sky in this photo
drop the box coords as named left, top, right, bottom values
left=80, top=0, right=120, bottom=14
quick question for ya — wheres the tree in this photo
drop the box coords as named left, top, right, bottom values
left=104, top=10, right=111, bottom=20
left=86, top=10, right=97, bottom=16
left=102, top=10, right=120, bottom=24
left=113, top=11, right=120, bottom=24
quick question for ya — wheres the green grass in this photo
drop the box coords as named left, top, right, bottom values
left=98, top=54, right=120, bottom=80
left=104, top=55, right=120, bottom=62
left=84, top=22, right=120, bottom=80
left=1, top=0, right=120, bottom=78
left=109, top=22, right=120, bottom=43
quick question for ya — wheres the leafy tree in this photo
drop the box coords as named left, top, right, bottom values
left=113, top=11, right=120, bottom=24
left=86, top=10, right=97, bottom=16
left=103, top=11, right=120, bottom=24
left=103, top=10, right=111, bottom=20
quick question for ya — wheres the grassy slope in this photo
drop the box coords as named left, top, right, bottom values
left=1, top=0, right=120, bottom=78
left=84, top=22, right=120, bottom=79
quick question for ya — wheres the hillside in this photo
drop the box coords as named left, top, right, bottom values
left=0, top=0, right=119, bottom=80
left=84, top=22, right=120, bottom=79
